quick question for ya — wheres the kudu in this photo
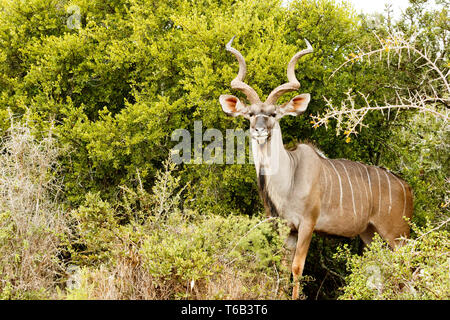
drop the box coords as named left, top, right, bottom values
left=219, top=36, right=413, bottom=299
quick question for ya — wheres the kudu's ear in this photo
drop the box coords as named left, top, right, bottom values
left=219, top=94, right=248, bottom=117
left=277, top=93, right=310, bottom=118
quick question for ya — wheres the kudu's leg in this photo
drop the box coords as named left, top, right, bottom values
left=358, top=223, right=377, bottom=253
left=284, top=230, right=298, bottom=269
left=291, top=220, right=314, bottom=300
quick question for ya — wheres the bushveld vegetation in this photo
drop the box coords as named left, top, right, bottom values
left=0, top=0, right=448, bottom=299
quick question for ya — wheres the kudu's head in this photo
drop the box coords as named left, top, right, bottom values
left=219, top=36, right=313, bottom=145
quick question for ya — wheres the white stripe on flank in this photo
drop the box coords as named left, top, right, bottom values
left=353, top=165, right=363, bottom=216
left=339, top=162, right=357, bottom=218
left=328, top=161, right=343, bottom=215
left=322, top=165, right=328, bottom=202
left=375, top=169, right=382, bottom=216
left=357, top=165, right=369, bottom=217
left=391, top=173, right=407, bottom=217
left=364, top=165, right=373, bottom=200
left=383, top=170, right=392, bottom=215
left=324, top=165, right=333, bottom=207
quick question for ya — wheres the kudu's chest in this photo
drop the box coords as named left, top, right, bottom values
left=257, top=169, right=309, bottom=230
left=255, top=147, right=325, bottom=230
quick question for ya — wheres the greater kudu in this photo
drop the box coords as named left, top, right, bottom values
left=219, top=36, right=413, bottom=299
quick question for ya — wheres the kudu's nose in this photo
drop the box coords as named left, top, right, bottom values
left=255, top=116, right=267, bottom=134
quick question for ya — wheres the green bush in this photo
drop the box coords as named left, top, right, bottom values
left=381, top=112, right=449, bottom=226
left=64, top=159, right=292, bottom=299
left=337, top=223, right=450, bottom=300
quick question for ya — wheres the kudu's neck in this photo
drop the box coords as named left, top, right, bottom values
left=252, top=122, right=293, bottom=195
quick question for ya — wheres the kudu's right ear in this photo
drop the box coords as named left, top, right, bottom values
left=219, top=94, right=248, bottom=117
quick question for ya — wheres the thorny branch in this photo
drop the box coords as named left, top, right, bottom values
left=311, top=32, right=449, bottom=140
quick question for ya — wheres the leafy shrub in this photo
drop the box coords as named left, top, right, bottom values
left=337, top=222, right=450, bottom=300
left=64, top=159, right=292, bottom=299
left=382, top=112, right=449, bottom=226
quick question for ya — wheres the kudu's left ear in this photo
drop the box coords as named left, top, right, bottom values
left=277, top=93, right=310, bottom=118
left=219, top=94, right=248, bottom=117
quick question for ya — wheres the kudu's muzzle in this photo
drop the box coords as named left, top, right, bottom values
left=252, top=115, right=270, bottom=145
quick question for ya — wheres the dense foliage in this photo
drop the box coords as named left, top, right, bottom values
left=337, top=227, right=450, bottom=300
left=0, top=0, right=448, bottom=299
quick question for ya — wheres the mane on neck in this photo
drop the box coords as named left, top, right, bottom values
left=257, top=168, right=279, bottom=217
